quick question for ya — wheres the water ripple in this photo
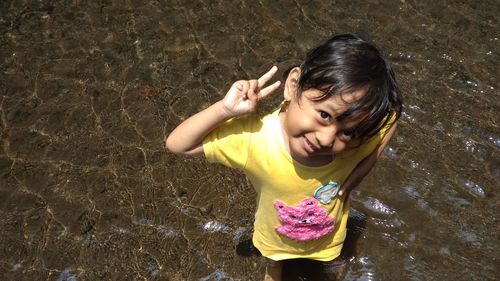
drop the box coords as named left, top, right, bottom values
left=403, top=185, right=420, bottom=199
left=432, top=121, right=445, bottom=133
left=464, top=139, right=488, bottom=158
left=407, top=104, right=425, bottom=113
left=198, top=269, right=233, bottom=281
left=363, top=197, right=395, bottom=216
left=56, top=267, right=77, bottom=281
left=462, top=180, right=486, bottom=198
left=384, top=146, right=399, bottom=160
left=11, top=262, right=23, bottom=272
left=439, top=247, right=451, bottom=256
left=137, top=217, right=152, bottom=225
left=401, top=111, right=416, bottom=123
left=488, top=136, right=500, bottom=148
left=232, top=226, right=247, bottom=244
left=201, top=220, right=231, bottom=233
left=369, top=217, right=404, bottom=228
left=356, top=256, right=376, bottom=281
left=403, top=186, right=438, bottom=215
left=459, top=229, right=482, bottom=247
left=404, top=255, right=424, bottom=281
left=157, top=225, right=177, bottom=238
left=145, top=262, right=161, bottom=278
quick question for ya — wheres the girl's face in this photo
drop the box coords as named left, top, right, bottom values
left=280, top=69, right=366, bottom=167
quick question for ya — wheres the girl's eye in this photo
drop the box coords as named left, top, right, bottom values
left=341, top=129, right=355, bottom=140
left=319, top=111, right=331, bottom=122
left=343, top=130, right=353, bottom=136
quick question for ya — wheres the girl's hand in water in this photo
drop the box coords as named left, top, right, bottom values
left=221, top=66, right=281, bottom=117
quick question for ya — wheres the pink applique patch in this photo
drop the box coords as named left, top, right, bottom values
left=274, top=197, right=334, bottom=241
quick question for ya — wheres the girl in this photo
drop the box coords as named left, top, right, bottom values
left=166, top=33, right=402, bottom=281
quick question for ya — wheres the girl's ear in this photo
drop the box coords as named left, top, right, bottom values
left=284, top=67, right=301, bottom=101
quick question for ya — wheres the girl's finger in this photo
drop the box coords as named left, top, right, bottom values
left=247, top=79, right=259, bottom=102
left=257, top=66, right=278, bottom=88
left=257, top=81, right=281, bottom=100
left=338, top=186, right=350, bottom=198
left=232, top=80, right=250, bottom=99
left=338, top=188, right=345, bottom=196
left=235, top=83, right=243, bottom=91
left=233, top=80, right=248, bottom=92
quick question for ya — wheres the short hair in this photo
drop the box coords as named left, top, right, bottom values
left=294, top=33, right=402, bottom=141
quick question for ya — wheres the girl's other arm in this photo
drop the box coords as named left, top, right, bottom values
left=165, top=66, right=281, bottom=156
left=338, top=122, right=398, bottom=198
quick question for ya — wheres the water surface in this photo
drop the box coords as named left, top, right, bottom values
left=0, top=0, right=498, bottom=280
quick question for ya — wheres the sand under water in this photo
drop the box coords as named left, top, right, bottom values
left=0, top=0, right=498, bottom=280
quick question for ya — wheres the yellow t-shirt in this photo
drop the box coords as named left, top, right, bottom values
left=203, top=109, right=392, bottom=261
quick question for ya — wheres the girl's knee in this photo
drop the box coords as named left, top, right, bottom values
left=266, top=259, right=282, bottom=268
left=264, top=259, right=283, bottom=281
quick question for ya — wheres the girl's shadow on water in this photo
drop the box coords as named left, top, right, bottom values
left=236, top=211, right=366, bottom=281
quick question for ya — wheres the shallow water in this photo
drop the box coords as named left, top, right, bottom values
left=0, top=0, right=498, bottom=280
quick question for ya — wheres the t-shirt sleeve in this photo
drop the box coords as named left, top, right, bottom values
left=202, top=114, right=259, bottom=169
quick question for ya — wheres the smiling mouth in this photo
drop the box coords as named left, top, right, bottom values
left=303, top=137, right=317, bottom=153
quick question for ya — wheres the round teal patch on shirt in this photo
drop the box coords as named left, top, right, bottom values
left=313, top=181, right=340, bottom=204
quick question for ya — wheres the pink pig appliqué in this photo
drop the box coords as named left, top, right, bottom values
left=274, top=197, right=334, bottom=241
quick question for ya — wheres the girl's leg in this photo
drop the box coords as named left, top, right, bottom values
left=322, top=256, right=350, bottom=280
left=264, top=258, right=283, bottom=281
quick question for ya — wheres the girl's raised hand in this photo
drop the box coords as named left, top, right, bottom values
left=222, top=66, right=281, bottom=117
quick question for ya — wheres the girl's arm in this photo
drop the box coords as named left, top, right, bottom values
left=338, top=122, right=398, bottom=198
left=165, top=100, right=234, bottom=156
left=165, top=66, right=281, bottom=156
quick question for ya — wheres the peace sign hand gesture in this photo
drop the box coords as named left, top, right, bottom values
left=221, top=66, right=281, bottom=118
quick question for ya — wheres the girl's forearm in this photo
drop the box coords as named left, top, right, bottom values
left=166, top=67, right=281, bottom=156
left=165, top=100, right=233, bottom=156
left=340, top=152, right=378, bottom=194
left=339, top=122, right=398, bottom=197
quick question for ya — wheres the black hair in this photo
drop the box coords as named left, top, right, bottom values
left=287, top=33, right=402, bottom=142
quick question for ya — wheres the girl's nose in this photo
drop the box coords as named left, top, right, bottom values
left=316, top=125, right=337, bottom=148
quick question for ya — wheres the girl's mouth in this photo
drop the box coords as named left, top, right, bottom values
left=303, top=137, right=316, bottom=154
